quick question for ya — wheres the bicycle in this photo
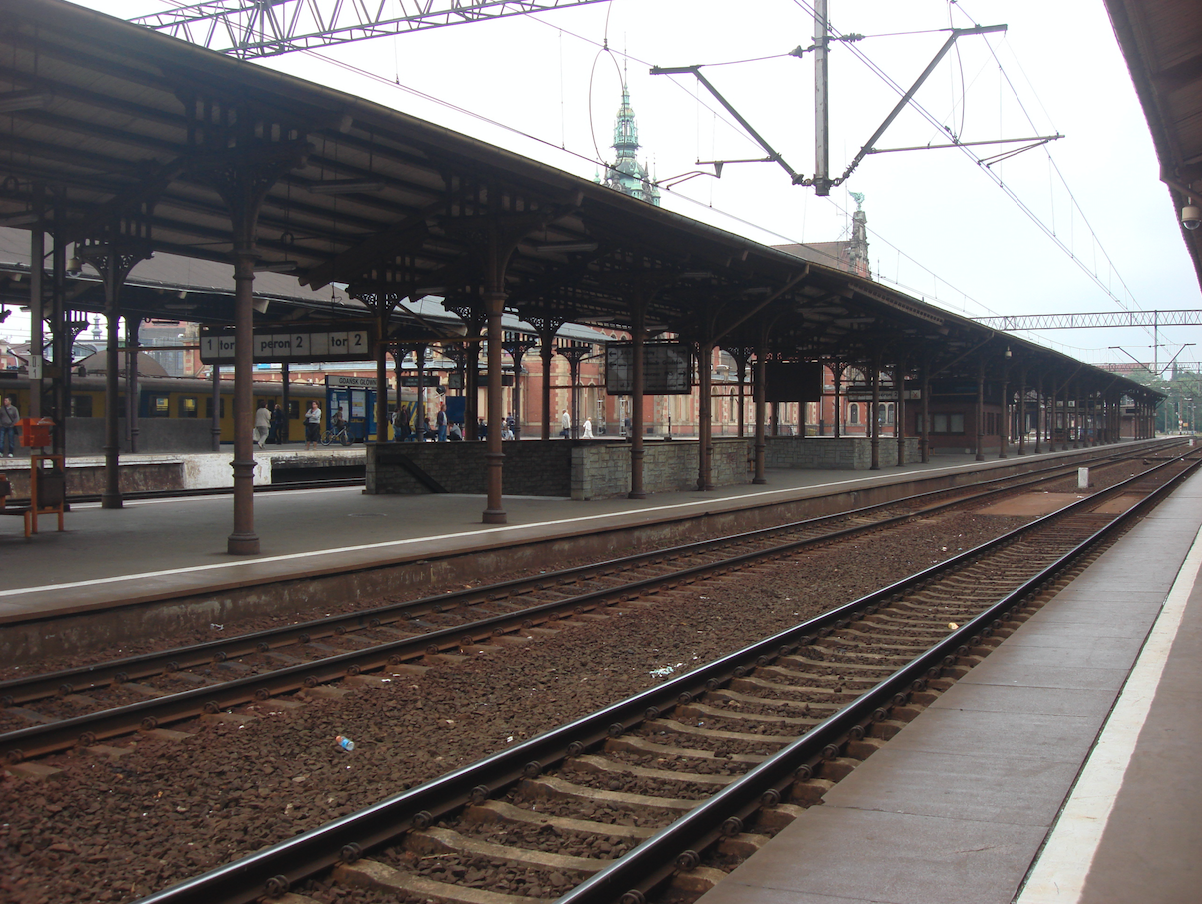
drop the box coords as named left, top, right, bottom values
left=320, top=424, right=353, bottom=446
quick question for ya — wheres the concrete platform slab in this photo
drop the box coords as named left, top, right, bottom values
left=926, top=682, right=1116, bottom=720
left=821, top=747, right=1082, bottom=825
left=700, top=807, right=1047, bottom=904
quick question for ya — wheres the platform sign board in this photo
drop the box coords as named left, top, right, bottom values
left=399, top=374, right=441, bottom=388
left=199, top=323, right=375, bottom=365
left=765, top=361, right=823, bottom=403
left=606, top=341, right=692, bottom=395
left=326, top=375, right=379, bottom=390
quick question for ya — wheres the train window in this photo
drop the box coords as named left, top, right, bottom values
left=205, top=397, right=226, bottom=419
left=71, top=394, right=93, bottom=417
left=179, top=396, right=198, bottom=418
left=147, top=394, right=170, bottom=417
left=289, top=400, right=300, bottom=419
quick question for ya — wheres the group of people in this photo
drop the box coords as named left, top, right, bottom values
left=392, top=401, right=520, bottom=442
left=253, top=400, right=287, bottom=449
left=559, top=409, right=594, bottom=439
left=254, top=399, right=347, bottom=451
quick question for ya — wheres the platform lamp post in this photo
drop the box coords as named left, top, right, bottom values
left=502, top=330, right=538, bottom=438
left=557, top=341, right=592, bottom=440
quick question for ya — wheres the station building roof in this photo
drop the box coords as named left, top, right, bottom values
left=0, top=0, right=1160, bottom=405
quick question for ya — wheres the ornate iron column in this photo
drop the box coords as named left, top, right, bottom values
left=753, top=324, right=769, bottom=484
left=727, top=346, right=753, bottom=438
left=280, top=362, right=291, bottom=443
left=27, top=186, right=45, bottom=422
left=920, top=359, right=931, bottom=463
left=975, top=355, right=986, bottom=462
left=1017, top=366, right=1027, bottom=455
left=997, top=354, right=1009, bottom=459
left=125, top=317, right=142, bottom=453
left=697, top=339, right=714, bottom=490
left=210, top=365, right=222, bottom=451
left=869, top=352, right=881, bottom=470
left=557, top=342, right=591, bottom=440
left=502, top=331, right=538, bottom=438
left=523, top=313, right=566, bottom=441
left=894, top=358, right=908, bottom=466
left=188, top=96, right=309, bottom=554
left=628, top=295, right=647, bottom=498
left=444, top=299, right=486, bottom=440
left=76, top=210, right=153, bottom=508
left=1032, top=374, right=1043, bottom=454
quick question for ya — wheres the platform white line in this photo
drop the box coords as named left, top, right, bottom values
left=2, top=461, right=1004, bottom=596
left=0, top=454, right=1054, bottom=599
left=1015, top=519, right=1202, bottom=904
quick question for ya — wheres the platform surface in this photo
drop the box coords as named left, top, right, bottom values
left=695, top=465, right=1202, bottom=904
left=0, top=443, right=1110, bottom=625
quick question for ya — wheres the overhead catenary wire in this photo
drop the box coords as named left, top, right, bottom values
left=787, top=0, right=1156, bottom=331
left=155, top=0, right=1178, bottom=366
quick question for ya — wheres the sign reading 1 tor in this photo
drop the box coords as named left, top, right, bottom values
left=199, top=324, right=375, bottom=365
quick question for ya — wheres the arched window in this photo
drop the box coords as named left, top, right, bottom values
left=848, top=403, right=860, bottom=425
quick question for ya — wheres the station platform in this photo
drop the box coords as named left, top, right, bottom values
left=696, top=461, right=1202, bottom=903
left=0, top=442, right=1148, bottom=635
left=0, top=444, right=365, bottom=497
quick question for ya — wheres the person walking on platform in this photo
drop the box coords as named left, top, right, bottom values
left=268, top=401, right=283, bottom=444
left=436, top=402, right=448, bottom=442
left=254, top=400, right=271, bottom=449
left=561, top=408, right=571, bottom=438
left=304, top=400, right=322, bottom=451
left=0, top=395, right=18, bottom=457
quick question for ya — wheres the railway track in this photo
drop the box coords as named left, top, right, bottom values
left=0, top=447, right=1170, bottom=760
left=118, top=450, right=1199, bottom=904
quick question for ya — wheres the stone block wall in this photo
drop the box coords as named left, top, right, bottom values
left=367, top=440, right=572, bottom=497
left=765, top=435, right=921, bottom=469
left=572, top=437, right=752, bottom=500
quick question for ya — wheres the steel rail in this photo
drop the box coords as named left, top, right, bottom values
left=127, top=453, right=1201, bottom=904
left=562, top=455, right=1202, bottom=904
left=0, top=444, right=1155, bottom=708
left=0, top=446, right=1185, bottom=758
left=0, top=448, right=1171, bottom=758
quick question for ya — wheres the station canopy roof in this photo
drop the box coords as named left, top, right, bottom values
left=1104, top=0, right=1202, bottom=293
left=0, top=0, right=1160, bottom=403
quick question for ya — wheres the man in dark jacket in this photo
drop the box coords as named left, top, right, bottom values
left=0, top=395, right=18, bottom=458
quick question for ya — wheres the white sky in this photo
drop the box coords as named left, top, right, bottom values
left=8, top=0, right=1202, bottom=371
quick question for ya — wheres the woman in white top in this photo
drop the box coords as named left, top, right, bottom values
left=254, top=401, right=271, bottom=449
left=304, top=401, right=322, bottom=450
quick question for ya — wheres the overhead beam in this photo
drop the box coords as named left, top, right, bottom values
left=132, top=0, right=608, bottom=58
left=972, top=310, right=1202, bottom=330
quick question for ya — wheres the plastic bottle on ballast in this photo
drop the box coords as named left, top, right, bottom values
left=335, top=735, right=355, bottom=751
